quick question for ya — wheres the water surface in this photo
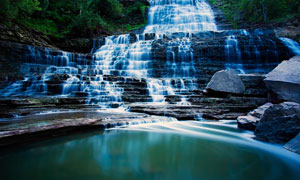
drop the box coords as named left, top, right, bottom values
left=0, top=121, right=299, bottom=180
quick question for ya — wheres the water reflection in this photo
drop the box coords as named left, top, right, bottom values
left=0, top=121, right=299, bottom=180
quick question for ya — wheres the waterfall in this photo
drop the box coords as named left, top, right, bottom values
left=1, top=0, right=295, bottom=110
left=145, top=0, right=217, bottom=33
left=166, top=38, right=195, bottom=77
left=224, top=35, right=245, bottom=74
left=279, top=38, right=300, bottom=55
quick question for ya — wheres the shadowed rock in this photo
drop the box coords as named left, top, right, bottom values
left=264, top=56, right=300, bottom=103
left=237, top=103, right=273, bottom=130
left=255, top=102, right=300, bottom=144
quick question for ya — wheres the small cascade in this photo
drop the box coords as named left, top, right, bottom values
left=84, top=78, right=124, bottom=108
left=146, top=78, right=198, bottom=104
left=146, top=79, right=173, bottom=103
left=176, top=97, right=191, bottom=106
left=194, top=113, right=205, bottom=121
left=90, top=38, right=103, bottom=54
left=166, top=38, right=195, bottom=77
left=0, top=46, right=87, bottom=97
left=224, top=35, right=244, bottom=74
left=222, top=30, right=284, bottom=73
left=93, top=34, right=151, bottom=77
left=279, top=38, right=300, bottom=55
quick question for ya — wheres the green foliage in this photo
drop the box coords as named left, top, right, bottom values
left=0, top=0, right=41, bottom=18
left=22, top=18, right=60, bottom=36
left=209, top=0, right=300, bottom=27
left=95, top=0, right=123, bottom=18
left=1, top=0, right=148, bottom=38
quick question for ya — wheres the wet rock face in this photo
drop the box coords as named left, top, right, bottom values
left=237, top=103, right=273, bottom=131
left=284, top=133, right=300, bottom=154
left=255, top=102, right=300, bottom=144
left=151, top=31, right=293, bottom=77
left=264, top=56, right=300, bottom=103
left=205, top=70, right=245, bottom=94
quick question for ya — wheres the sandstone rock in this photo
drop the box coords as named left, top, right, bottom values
left=206, top=70, right=245, bottom=94
left=284, top=133, right=300, bottom=154
left=255, top=102, right=300, bottom=144
left=237, top=103, right=273, bottom=130
left=264, top=56, right=300, bottom=103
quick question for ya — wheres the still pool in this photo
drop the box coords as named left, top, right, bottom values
left=0, top=121, right=299, bottom=180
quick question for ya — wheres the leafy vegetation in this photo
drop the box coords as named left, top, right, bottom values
left=0, top=0, right=149, bottom=38
left=209, top=0, right=300, bottom=26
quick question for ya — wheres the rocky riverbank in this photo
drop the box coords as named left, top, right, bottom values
left=237, top=56, right=300, bottom=154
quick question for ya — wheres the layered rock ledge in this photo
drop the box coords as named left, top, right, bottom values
left=0, top=110, right=175, bottom=147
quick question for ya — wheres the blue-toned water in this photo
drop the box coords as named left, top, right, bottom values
left=0, top=121, right=299, bottom=180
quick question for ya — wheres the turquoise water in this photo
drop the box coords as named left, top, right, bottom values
left=0, top=121, right=299, bottom=180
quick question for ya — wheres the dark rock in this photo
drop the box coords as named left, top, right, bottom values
left=284, top=133, right=300, bottom=154
left=255, top=102, right=300, bottom=144
left=264, top=56, right=300, bottom=103
left=206, top=70, right=245, bottom=94
left=237, top=103, right=273, bottom=130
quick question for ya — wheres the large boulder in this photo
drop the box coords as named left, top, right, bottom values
left=264, top=56, right=300, bottom=103
left=237, top=103, right=273, bottom=130
left=205, top=70, right=245, bottom=94
left=284, top=133, right=300, bottom=154
left=255, top=102, right=300, bottom=144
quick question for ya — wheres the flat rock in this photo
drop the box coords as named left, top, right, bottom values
left=237, top=103, right=273, bottom=130
left=206, top=70, right=245, bottom=94
left=264, top=56, right=300, bottom=103
left=0, top=110, right=176, bottom=147
left=255, top=102, right=300, bottom=144
left=284, top=133, right=300, bottom=154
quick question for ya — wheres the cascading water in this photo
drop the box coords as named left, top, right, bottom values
left=279, top=38, right=300, bottom=55
left=145, top=0, right=217, bottom=33
left=0, top=0, right=296, bottom=110
left=141, top=0, right=217, bottom=104
left=224, top=35, right=244, bottom=73
left=86, top=0, right=218, bottom=106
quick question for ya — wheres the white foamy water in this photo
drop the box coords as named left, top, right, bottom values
left=144, top=0, right=217, bottom=33
left=279, top=37, right=300, bottom=55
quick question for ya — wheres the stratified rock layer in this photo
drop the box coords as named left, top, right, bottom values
left=0, top=110, right=175, bottom=147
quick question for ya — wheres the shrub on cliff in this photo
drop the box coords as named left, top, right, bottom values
left=210, top=0, right=300, bottom=25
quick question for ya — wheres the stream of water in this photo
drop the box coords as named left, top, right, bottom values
left=0, top=121, right=299, bottom=180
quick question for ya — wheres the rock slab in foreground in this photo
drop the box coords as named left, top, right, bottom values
left=237, top=103, right=273, bottom=130
left=255, top=102, right=300, bottom=144
left=0, top=111, right=176, bottom=147
left=206, top=70, right=245, bottom=94
left=264, top=56, right=300, bottom=103
left=284, top=133, right=300, bottom=154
